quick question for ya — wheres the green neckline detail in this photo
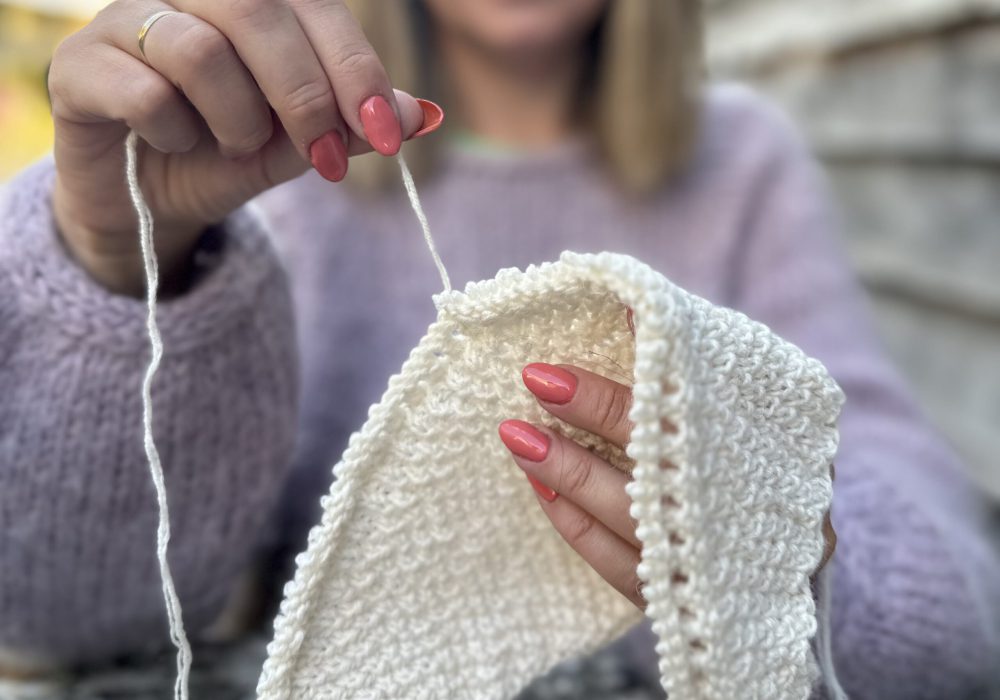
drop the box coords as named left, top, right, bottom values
left=450, top=130, right=551, bottom=158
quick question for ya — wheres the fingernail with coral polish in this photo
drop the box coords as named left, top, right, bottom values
left=412, top=98, right=444, bottom=138
left=522, top=363, right=577, bottom=405
left=309, top=130, right=348, bottom=182
left=359, top=95, right=402, bottom=156
left=526, top=474, right=558, bottom=502
left=498, top=419, right=549, bottom=462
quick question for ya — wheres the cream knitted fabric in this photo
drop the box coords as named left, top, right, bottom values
left=255, top=251, right=844, bottom=700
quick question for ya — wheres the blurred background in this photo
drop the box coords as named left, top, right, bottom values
left=706, top=0, right=1000, bottom=500
left=0, top=1, right=88, bottom=178
left=0, top=1, right=997, bottom=697
left=3, top=0, right=995, bottom=499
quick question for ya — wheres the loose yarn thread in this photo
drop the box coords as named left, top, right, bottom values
left=816, top=564, right=848, bottom=699
left=125, top=130, right=192, bottom=700
left=397, top=154, right=451, bottom=293
left=124, top=135, right=452, bottom=700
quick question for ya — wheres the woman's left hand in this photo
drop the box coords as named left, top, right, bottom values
left=499, top=361, right=837, bottom=611
left=499, top=362, right=647, bottom=608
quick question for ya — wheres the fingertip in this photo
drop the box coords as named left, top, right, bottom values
left=498, top=419, right=549, bottom=462
left=309, top=130, right=348, bottom=182
left=394, top=90, right=444, bottom=140
left=138, top=125, right=200, bottom=155
left=392, top=89, right=423, bottom=139
left=359, top=94, right=401, bottom=156
left=522, top=362, right=577, bottom=405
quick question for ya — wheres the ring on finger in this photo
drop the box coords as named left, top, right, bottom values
left=138, top=10, right=179, bottom=60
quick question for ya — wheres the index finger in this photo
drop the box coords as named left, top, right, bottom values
left=288, top=0, right=400, bottom=153
left=522, top=363, right=636, bottom=449
left=172, top=0, right=352, bottom=161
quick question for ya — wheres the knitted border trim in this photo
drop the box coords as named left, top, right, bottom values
left=572, top=253, right=842, bottom=697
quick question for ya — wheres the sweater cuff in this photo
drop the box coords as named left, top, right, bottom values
left=831, top=474, right=997, bottom=698
left=1, top=156, right=284, bottom=355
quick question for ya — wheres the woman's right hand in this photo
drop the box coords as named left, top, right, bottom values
left=48, top=0, right=435, bottom=296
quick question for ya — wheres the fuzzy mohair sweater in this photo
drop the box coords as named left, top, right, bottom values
left=1, top=85, right=998, bottom=698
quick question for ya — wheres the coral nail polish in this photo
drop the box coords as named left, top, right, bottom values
left=498, top=420, right=549, bottom=462
left=526, top=474, right=558, bottom=502
left=412, top=98, right=444, bottom=138
left=359, top=95, right=402, bottom=156
left=522, top=363, right=577, bottom=405
left=309, top=131, right=348, bottom=182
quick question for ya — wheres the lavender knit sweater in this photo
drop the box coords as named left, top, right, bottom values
left=1, top=85, right=998, bottom=697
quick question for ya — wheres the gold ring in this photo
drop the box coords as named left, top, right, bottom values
left=138, top=10, right=178, bottom=60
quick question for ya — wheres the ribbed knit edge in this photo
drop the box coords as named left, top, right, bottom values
left=1, top=157, right=282, bottom=356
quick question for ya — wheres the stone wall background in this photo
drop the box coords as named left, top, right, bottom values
left=706, top=0, right=1000, bottom=498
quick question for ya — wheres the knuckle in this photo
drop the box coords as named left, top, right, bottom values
left=47, top=40, right=73, bottom=97
left=49, top=31, right=88, bottom=85
left=564, top=510, right=597, bottom=547
left=132, top=78, right=175, bottom=125
left=224, top=0, right=271, bottom=25
left=289, top=0, right=331, bottom=10
left=226, top=121, right=273, bottom=153
left=332, top=42, right=379, bottom=76
left=180, top=24, right=233, bottom=73
left=280, top=79, right=335, bottom=123
left=594, top=385, right=632, bottom=435
left=49, top=40, right=110, bottom=121
left=50, top=33, right=75, bottom=68
left=560, top=451, right=595, bottom=497
left=94, top=1, right=122, bottom=23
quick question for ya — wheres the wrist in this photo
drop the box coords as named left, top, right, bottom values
left=53, top=177, right=203, bottom=298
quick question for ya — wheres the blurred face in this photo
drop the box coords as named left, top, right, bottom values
left=423, top=0, right=608, bottom=59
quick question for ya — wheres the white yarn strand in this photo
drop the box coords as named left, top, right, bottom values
left=815, top=562, right=848, bottom=700
left=119, top=138, right=444, bottom=700
left=125, top=130, right=193, bottom=700
left=397, top=154, right=451, bottom=293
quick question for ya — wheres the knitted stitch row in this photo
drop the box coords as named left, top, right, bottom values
left=256, top=250, right=845, bottom=699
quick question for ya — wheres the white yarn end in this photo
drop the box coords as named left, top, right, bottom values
left=815, top=562, right=848, bottom=700
left=397, top=154, right=451, bottom=293
left=125, top=130, right=193, bottom=700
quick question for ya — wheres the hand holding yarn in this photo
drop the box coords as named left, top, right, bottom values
left=47, top=0, right=440, bottom=296
left=500, top=351, right=837, bottom=611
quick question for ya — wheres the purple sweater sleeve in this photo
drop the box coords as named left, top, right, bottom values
left=0, top=158, right=299, bottom=664
left=729, top=109, right=1000, bottom=698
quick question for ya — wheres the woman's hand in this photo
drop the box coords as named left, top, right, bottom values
left=48, top=0, right=438, bottom=296
left=499, top=361, right=837, bottom=610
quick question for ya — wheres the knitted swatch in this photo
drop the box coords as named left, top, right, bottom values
left=124, top=131, right=842, bottom=698
left=255, top=250, right=845, bottom=699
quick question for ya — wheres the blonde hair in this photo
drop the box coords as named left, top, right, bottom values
left=346, top=1, right=704, bottom=196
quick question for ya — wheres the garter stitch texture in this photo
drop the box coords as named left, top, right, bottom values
left=123, top=124, right=843, bottom=699
left=256, top=250, right=845, bottom=699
